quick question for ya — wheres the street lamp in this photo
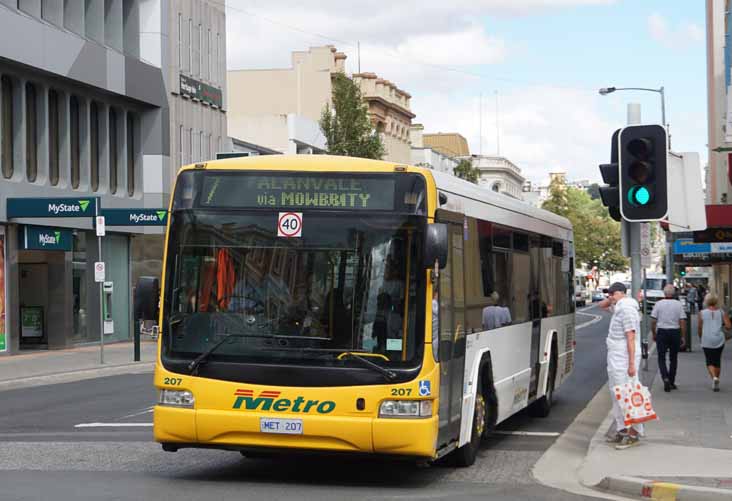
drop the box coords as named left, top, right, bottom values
left=598, top=86, right=666, bottom=129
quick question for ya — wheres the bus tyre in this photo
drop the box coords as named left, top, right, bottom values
left=529, top=354, right=557, bottom=418
left=453, top=393, right=485, bottom=467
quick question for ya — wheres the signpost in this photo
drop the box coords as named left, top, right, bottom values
left=7, top=197, right=95, bottom=218
left=100, top=209, right=168, bottom=226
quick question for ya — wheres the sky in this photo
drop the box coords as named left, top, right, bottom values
left=225, top=0, right=707, bottom=184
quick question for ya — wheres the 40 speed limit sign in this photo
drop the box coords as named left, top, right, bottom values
left=277, top=212, right=303, bottom=238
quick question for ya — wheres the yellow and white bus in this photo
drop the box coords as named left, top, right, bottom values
left=138, top=155, right=575, bottom=466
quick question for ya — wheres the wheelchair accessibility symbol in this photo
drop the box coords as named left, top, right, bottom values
left=418, top=380, right=431, bottom=397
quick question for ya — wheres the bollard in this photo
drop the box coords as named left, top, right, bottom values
left=134, top=320, right=141, bottom=362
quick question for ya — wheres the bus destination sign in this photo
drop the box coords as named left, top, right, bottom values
left=200, top=174, right=396, bottom=210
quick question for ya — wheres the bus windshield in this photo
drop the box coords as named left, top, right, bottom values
left=643, top=278, right=666, bottom=290
left=164, top=210, right=424, bottom=370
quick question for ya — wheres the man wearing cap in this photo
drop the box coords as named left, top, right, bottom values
left=600, top=282, right=643, bottom=449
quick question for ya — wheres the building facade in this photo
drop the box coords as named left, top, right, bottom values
left=705, top=0, right=732, bottom=304
left=409, top=124, right=458, bottom=174
left=422, top=132, right=470, bottom=158
left=227, top=46, right=341, bottom=155
left=465, top=155, right=526, bottom=199
left=353, top=72, right=415, bottom=164
left=0, top=0, right=226, bottom=355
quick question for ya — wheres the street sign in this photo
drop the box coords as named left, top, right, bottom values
left=640, top=223, right=651, bottom=268
left=96, top=216, right=105, bottom=236
left=21, top=226, right=72, bottom=251
left=666, top=152, right=707, bottom=232
left=7, top=197, right=96, bottom=218
left=94, top=262, right=106, bottom=282
left=100, top=208, right=168, bottom=226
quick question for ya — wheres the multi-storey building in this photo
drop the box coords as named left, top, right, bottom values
left=353, top=72, right=415, bottom=164
left=0, top=0, right=226, bottom=355
left=704, top=0, right=732, bottom=303
left=466, top=155, right=526, bottom=200
left=409, top=124, right=458, bottom=175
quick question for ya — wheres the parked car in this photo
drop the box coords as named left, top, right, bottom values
left=575, top=286, right=588, bottom=307
left=591, top=289, right=606, bottom=302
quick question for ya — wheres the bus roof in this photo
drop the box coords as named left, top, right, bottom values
left=428, top=169, right=573, bottom=232
left=192, top=154, right=572, bottom=234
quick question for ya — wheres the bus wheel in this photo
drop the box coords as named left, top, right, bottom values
left=453, top=393, right=485, bottom=467
left=529, top=354, right=557, bottom=418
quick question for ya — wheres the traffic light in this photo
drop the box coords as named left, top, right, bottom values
left=679, top=267, right=686, bottom=277
left=598, top=129, right=621, bottom=222
left=618, top=124, right=668, bottom=222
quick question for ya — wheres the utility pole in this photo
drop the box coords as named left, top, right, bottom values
left=479, top=93, right=483, bottom=156
left=495, top=90, right=500, bottom=156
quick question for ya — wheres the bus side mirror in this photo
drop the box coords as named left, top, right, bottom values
left=424, top=223, right=448, bottom=269
left=134, top=276, right=160, bottom=322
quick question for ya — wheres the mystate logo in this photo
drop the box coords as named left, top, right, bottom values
left=47, top=199, right=90, bottom=215
left=38, top=231, right=62, bottom=247
left=129, top=211, right=167, bottom=224
left=232, top=388, right=336, bottom=414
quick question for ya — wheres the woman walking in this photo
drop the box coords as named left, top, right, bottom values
left=698, top=293, right=731, bottom=392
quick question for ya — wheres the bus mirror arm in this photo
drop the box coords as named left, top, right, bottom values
left=134, top=276, right=160, bottom=323
left=424, top=223, right=448, bottom=270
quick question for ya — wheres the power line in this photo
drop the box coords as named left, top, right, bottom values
left=215, top=0, right=598, bottom=93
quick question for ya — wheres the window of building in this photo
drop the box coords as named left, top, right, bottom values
left=188, top=19, right=193, bottom=75
left=217, top=33, right=221, bottom=82
left=198, top=24, right=203, bottom=78
left=178, top=124, right=183, bottom=165
left=207, top=28, right=212, bottom=81
left=178, top=13, right=183, bottom=70
left=199, top=130, right=204, bottom=160
left=48, top=88, right=59, bottom=185
left=109, top=108, right=118, bottom=194
left=70, top=95, right=80, bottom=189
left=1, top=75, right=13, bottom=179
left=25, top=82, right=37, bottom=182
left=126, top=112, right=134, bottom=196
left=90, top=102, right=99, bottom=191
left=188, top=127, right=193, bottom=163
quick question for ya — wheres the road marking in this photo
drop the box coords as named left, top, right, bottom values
left=74, top=422, right=153, bottom=428
left=118, top=406, right=154, bottom=419
left=492, top=431, right=561, bottom=437
left=576, top=307, right=604, bottom=330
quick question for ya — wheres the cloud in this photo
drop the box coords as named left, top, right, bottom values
left=413, top=86, right=616, bottom=183
left=225, top=0, right=621, bottom=182
left=648, top=13, right=704, bottom=49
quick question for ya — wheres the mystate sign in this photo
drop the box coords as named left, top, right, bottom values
left=7, top=198, right=96, bottom=218
left=100, top=209, right=168, bottom=226
left=22, top=226, right=73, bottom=251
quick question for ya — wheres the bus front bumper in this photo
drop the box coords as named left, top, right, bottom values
left=154, top=405, right=438, bottom=459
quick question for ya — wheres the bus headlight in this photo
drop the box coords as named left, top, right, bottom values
left=158, top=389, right=195, bottom=408
left=379, top=400, right=432, bottom=418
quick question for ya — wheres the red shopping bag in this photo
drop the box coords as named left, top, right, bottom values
left=613, top=377, right=658, bottom=427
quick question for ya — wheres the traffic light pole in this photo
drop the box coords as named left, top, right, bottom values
left=625, top=103, right=649, bottom=370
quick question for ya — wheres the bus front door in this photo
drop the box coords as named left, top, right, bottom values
left=437, top=222, right=466, bottom=449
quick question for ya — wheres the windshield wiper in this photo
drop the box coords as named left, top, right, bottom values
left=335, top=351, right=397, bottom=381
left=187, top=333, right=270, bottom=375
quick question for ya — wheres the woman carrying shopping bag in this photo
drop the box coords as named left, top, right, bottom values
left=698, top=293, right=732, bottom=392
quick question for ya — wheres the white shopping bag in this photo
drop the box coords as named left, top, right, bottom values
left=613, top=377, right=658, bottom=427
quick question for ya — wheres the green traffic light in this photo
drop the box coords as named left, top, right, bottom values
left=628, top=186, right=651, bottom=206
left=634, top=186, right=650, bottom=205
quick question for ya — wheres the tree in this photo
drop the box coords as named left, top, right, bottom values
left=586, top=183, right=601, bottom=201
left=319, top=73, right=385, bottom=159
left=542, top=177, right=628, bottom=274
left=453, top=159, right=481, bottom=184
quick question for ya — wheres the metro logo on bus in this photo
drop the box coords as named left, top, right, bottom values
left=232, top=388, right=336, bottom=414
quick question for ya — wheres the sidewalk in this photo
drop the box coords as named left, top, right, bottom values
left=0, top=340, right=157, bottom=391
left=580, top=344, right=732, bottom=499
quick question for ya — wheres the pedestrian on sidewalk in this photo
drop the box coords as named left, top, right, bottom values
left=600, top=282, right=644, bottom=450
left=697, top=293, right=731, bottom=392
left=651, top=284, right=687, bottom=392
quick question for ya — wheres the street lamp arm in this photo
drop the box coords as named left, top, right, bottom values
left=611, top=87, right=663, bottom=94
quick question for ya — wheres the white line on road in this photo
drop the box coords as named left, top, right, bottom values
left=492, top=431, right=561, bottom=437
left=118, top=406, right=154, bottom=419
left=74, top=422, right=153, bottom=428
left=576, top=306, right=604, bottom=330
